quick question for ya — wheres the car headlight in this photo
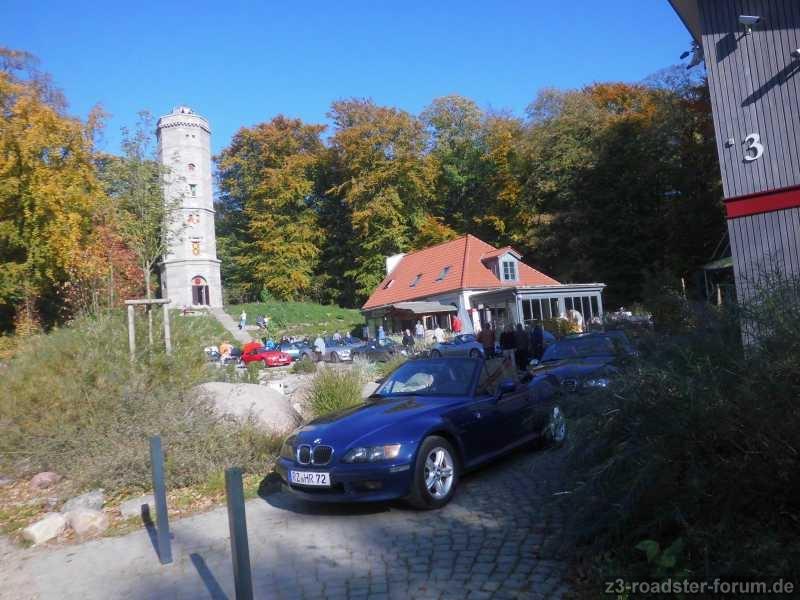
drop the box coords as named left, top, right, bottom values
left=280, top=438, right=295, bottom=460
left=585, top=377, right=609, bottom=388
left=342, top=444, right=402, bottom=463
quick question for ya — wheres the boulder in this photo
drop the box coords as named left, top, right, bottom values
left=22, top=513, right=67, bottom=545
left=119, top=494, right=155, bottom=520
left=62, top=489, right=104, bottom=513
left=65, top=508, right=109, bottom=537
left=30, top=471, right=60, bottom=490
left=194, top=382, right=302, bottom=434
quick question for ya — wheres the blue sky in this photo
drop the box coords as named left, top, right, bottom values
left=3, top=1, right=692, bottom=155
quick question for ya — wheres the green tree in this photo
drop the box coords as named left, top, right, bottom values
left=326, top=99, right=437, bottom=302
left=100, top=112, right=183, bottom=344
left=216, top=116, right=325, bottom=301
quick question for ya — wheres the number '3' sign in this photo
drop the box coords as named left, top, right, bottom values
left=743, top=133, right=764, bottom=161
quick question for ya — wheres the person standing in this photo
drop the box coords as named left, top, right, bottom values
left=433, top=324, right=445, bottom=343
left=378, top=325, right=386, bottom=343
left=414, top=320, right=425, bottom=341
left=313, top=334, right=326, bottom=362
left=452, top=314, right=462, bottom=334
left=402, top=329, right=414, bottom=350
left=362, top=324, right=370, bottom=340
left=530, top=322, right=544, bottom=361
left=500, top=324, right=517, bottom=370
left=514, top=323, right=530, bottom=371
left=333, top=331, right=342, bottom=342
left=238, top=310, right=247, bottom=330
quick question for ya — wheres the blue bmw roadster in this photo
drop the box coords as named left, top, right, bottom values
left=276, top=357, right=566, bottom=509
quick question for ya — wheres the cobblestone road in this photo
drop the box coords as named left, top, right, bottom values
left=1, top=446, right=574, bottom=600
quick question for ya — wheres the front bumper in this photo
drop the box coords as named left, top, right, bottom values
left=275, top=457, right=414, bottom=503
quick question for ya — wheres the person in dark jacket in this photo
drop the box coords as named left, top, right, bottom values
left=530, top=322, right=544, bottom=361
left=402, top=329, right=414, bottom=350
left=500, top=324, right=517, bottom=370
left=514, top=323, right=530, bottom=371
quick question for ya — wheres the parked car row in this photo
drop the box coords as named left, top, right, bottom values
left=275, top=329, right=635, bottom=509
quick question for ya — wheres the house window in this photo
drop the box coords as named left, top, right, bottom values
left=502, top=260, right=517, bottom=281
left=409, top=274, right=422, bottom=287
left=383, top=279, right=394, bottom=289
left=189, top=184, right=197, bottom=197
left=436, top=266, right=451, bottom=281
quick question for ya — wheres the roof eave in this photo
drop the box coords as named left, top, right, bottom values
left=668, top=0, right=702, bottom=43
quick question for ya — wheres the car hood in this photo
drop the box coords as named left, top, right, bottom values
left=292, top=395, right=457, bottom=448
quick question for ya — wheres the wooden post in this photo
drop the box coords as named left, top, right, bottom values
left=128, top=304, right=136, bottom=359
left=225, top=468, right=253, bottom=600
left=163, top=304, right=172, bottom=355
left=149, top=436, right=172, bottom=565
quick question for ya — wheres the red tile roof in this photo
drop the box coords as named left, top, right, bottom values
left=362, top=234, right=561, bottom=310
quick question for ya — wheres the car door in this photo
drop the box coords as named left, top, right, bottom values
left=446, top=363, right=515, bottom=467
left=494, top=380, right=532, bottom=446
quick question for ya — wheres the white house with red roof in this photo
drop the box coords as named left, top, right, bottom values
left=361, top=234, right=605, bottom=334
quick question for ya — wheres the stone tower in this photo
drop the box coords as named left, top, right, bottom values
left=157, top=106, right=222, bottom=308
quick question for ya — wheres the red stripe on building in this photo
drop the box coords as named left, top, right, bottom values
left=725, top=185, right=800, bottom=219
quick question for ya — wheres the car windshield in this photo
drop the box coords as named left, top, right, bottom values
left=375, top=359, right=478, bottom=397
left=542, top=336, right=621, bottom=361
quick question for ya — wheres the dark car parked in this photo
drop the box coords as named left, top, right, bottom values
left=276, top=357, right=565, bottom=508
left=352, top=338, right=408, bottom=362
left=529, top=331, right=635, bottom=393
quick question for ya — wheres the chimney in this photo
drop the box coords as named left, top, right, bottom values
left=386, top=253, right=406, bottom=274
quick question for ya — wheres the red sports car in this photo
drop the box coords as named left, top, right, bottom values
left=240, top=346, right=292, bottom=367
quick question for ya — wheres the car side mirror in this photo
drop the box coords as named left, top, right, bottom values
left=496, top=380, right=516, bottom=400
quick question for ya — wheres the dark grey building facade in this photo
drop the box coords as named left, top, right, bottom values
left=670, top=0, right=800, bottom=301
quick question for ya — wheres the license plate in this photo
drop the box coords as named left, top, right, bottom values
left=289, top=470, right=331, bottom=487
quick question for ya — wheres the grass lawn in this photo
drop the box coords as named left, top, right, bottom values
left=226, top=300, right=363, bottom=338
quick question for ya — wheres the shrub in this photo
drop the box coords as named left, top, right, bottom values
left=566, top=281, right=800, bottom=584
left=308, top=367, right=363, bottom=416
left=291, top=358, right=317, bottom=374
left=0, top=312, right=278, bottom=493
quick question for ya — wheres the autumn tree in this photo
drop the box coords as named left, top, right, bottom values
left=216, top=116, right=325, bottom=301
left=326, top=99, right=437, bottom=302
left=0, top=47, right=104, bottom=332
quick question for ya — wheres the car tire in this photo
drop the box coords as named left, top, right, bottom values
left=468, top=348, right=481, bottom=358
left=406, top=436, right=459, bottom=510
left=430, top=349, right=442, bottom=358
left=330, top=352, right=339, bottom=363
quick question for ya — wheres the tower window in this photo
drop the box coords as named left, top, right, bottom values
left=189, top=184, right=197, bottom=197
left=187, top=163, right=196, bottom=172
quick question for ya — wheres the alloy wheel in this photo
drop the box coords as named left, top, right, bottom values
left=548, top=406, right=567, bottom=445
left=424, top=447, right=455, bottom=499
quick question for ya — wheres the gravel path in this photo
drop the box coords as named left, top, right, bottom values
left=0, top=446, right=574, bottom=600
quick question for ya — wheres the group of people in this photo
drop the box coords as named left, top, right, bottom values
left=478, top=322, right=546, bottom=371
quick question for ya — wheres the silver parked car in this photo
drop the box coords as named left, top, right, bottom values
left=322, top=336, right=365, bottom=362
left=429, top=333, right=485, bottom=359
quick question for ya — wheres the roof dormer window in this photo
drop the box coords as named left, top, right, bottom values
left=383, top=279, right=394, bottom=289
left=436, top=266, right=451, bottom=282
left=409, top=273, right=422, bottom=287
left=502, top=260, right=517, bottom=282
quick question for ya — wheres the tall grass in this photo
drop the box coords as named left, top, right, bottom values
left=566, top=279, right=800, bottom=584
left=0, top=311, right=279, bottom=493
left=307, top=367, right=364, bottom=417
